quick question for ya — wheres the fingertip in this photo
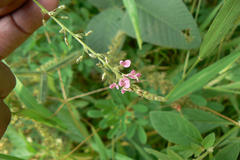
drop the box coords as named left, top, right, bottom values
left=0, top=100, right=11, bottom=139
left=12, top=0, right=59, bottom=34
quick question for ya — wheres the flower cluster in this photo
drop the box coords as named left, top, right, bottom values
left=109, top=60, right=141, bottom=94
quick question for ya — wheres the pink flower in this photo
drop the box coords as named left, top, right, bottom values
left=120, top=60, right=131, bottom=68
left=121, top=88, right=126, bottom=94
left=109, top=83, right=119, bottom=90
left=118, top=77, right=130, bottom=89
left=127, top=70, right=141, bottom=81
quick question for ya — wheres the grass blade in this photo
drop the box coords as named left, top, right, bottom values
left=123, top=0, right=142, bottom=49
left=167, top=51, right=240, bottom=102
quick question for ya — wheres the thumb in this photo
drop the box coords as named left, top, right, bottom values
left=0, top=61, right=16, bottom=139
left=0, top=100, right=11, bottom=139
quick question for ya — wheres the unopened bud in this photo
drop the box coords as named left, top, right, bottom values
left=101, top=73, right=106, bottom=80
left=58, top=5, right=66, bottom=10
left=85, top=30, right=93, bottom=36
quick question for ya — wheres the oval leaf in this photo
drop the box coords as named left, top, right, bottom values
left=122, top=0, right=201, bottom=49
left=215, top=143, right=240, bottom=160
left=86, top=8, right=124, bottom=52
left=150, top=111, right=202, bottom=145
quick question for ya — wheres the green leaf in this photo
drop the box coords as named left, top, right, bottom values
left=167, top=51, right=240, bottom=102
left=38, top=72, right=48, bottom=103
left=6, top=126, right=35, bottom=159
left=123, top=0, right=142, bottom=49
left=86, top=8, right=124, bottom=52
left=92, top=127, right=109, bottom=160
left=201, top=133, right=215, bottom=149
left=87, top=110, right=103, bottom=118
left=199, top=0, right=240, bottom=58
left=144, top=148, right=169, bottom=160
left=17, top=109, right=65, bottom=130
left=57, top=106, right=87, bottom=142
left=14, top=78, right=52, bottom=116
left=0, top=154, right=24, bottom=160
left=190, top=94, right=207, bottom=106
left=167, top=149, right=184, bottom=160
left=122, top=0, right=201, bottom=49
left=88, top=0, right=122, bottom=10
left=150, top=111, right=202, bottom=145
left=14, top=78, right=64, bottom=129
left=215, top=143, right=240, bottom=160
left=138, top=126, right=147, bottom=144
left=126, top=123, right=137, bottom=138
left=182, top=108, right=230, bottom=133
left=132, top=104, right=148, bottom=113
left=206, top=101, right=225, bottom=112
left=128, top=139, right=154, bottom=160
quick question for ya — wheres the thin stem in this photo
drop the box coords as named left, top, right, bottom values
left=194, top=150, right=211, bottom=160
left=67, top=87, right=108, bottom=102
left=198, top=106, right=240, bottom=127
left=195, top=0, right=202, bottom=21
left=182, top=51, right=190, bottom=79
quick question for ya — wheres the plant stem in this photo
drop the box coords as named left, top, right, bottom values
left=32, top=0, right=120, bottom=78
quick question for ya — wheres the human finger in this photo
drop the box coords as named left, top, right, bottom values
left=0, top=0, right=58, bottom=59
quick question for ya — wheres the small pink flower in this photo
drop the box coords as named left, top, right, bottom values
left=121, top=88, right=126, bottom=94
left=109, top=83, right=119, bottom=89
left=120, top=60, right=131, bottom=68
left=127, top=70, right=141, bottom=81
left=118, top=77, right=130, bottom=89
left=136, top=73, right=141, bottom=78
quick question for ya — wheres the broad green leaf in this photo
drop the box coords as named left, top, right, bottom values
left=182, top=108, right=230, bottom=133
left=201, top=133, right=215, bottom=149
left=190, top=94, right=207, bottom=106
left=88, top=0, right=122, bottom=10
left=132, top=104, right=148, bottom=113
left=138, top=126, right=147, bottom=144
left=167, top=51, right=240, bottom=102
left=123, top=0, right=142, bottom=49
left=86, top=8, right=124, bottom=52
left=0, top=154, right=24, bottom=160
left=150, top=111, right=202, bottom=145
left=199, top=0, right=240, bottom=58
left=215, top=143, right=240, bottom=160
left=122, top=0, right=201, bottom=49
